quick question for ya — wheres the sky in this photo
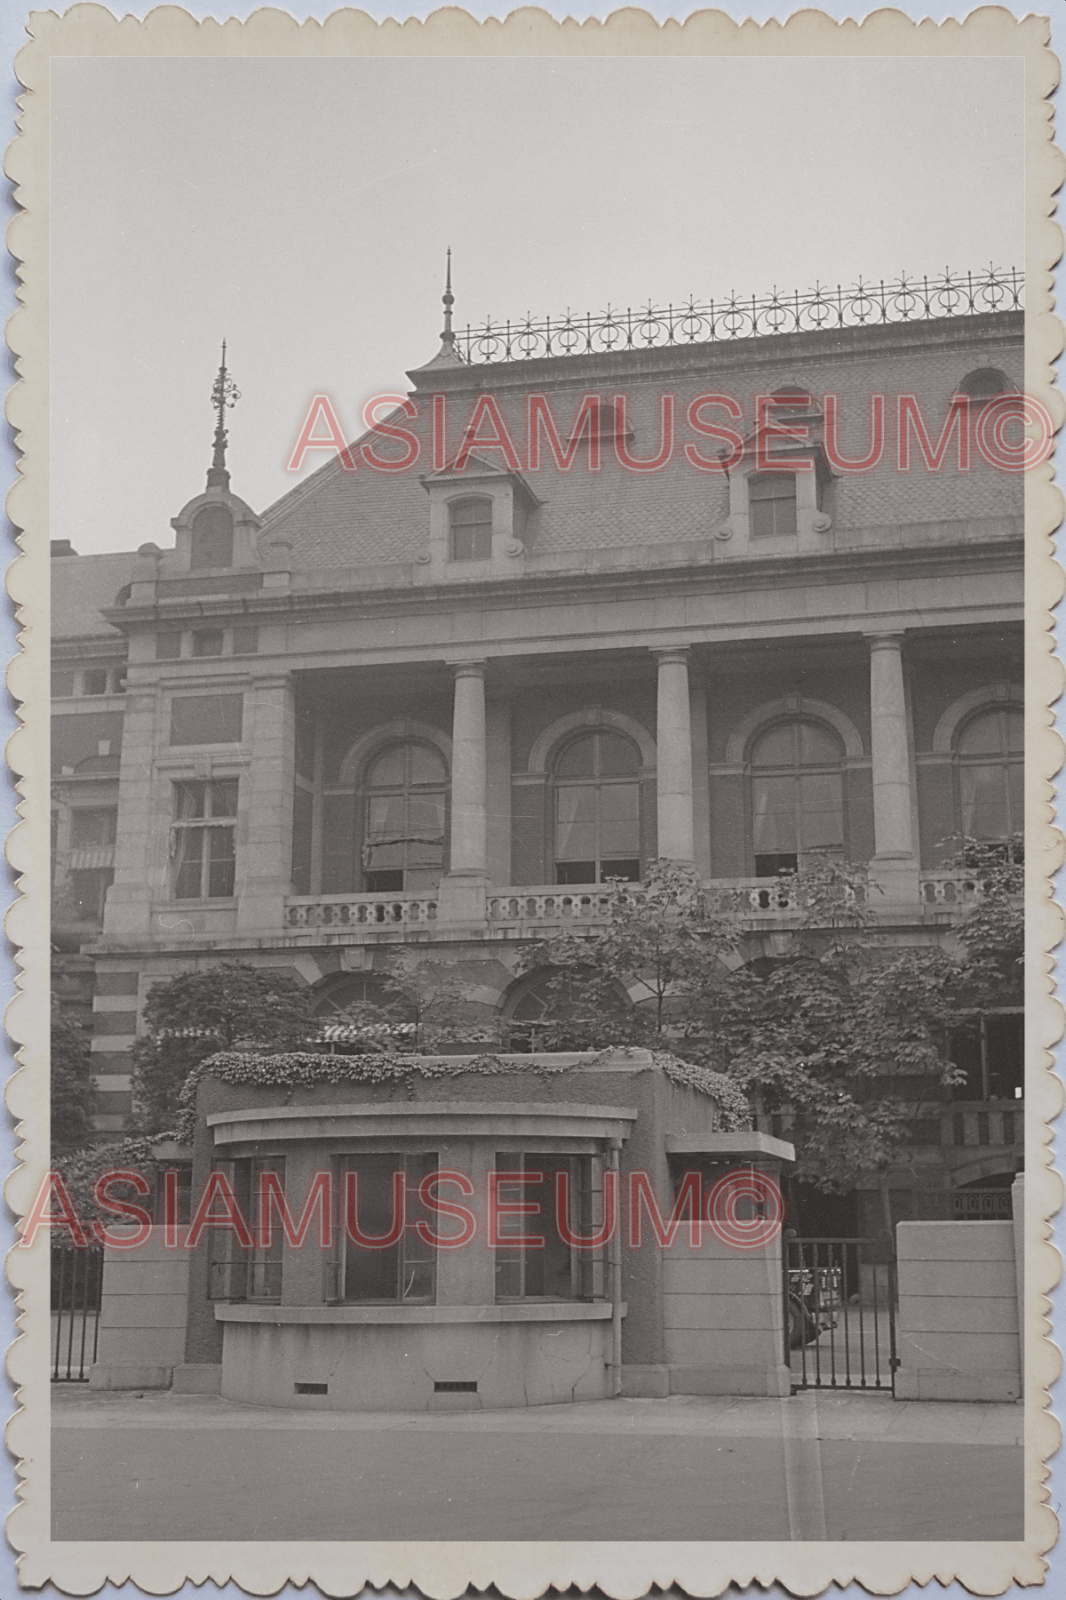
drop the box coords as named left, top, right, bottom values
left=49, top=52, right=1025, bottom=555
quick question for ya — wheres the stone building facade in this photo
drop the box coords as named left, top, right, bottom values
left=51, top=275, right=1026, bottom=1240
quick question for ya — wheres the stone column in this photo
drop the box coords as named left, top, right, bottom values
left=235, top=674, right=296, bottom=934
left=438, top=660, right=488, bottom=922
left=866, top=633, right=919, bottom=904
left=653, top=648, right=695, bottom=864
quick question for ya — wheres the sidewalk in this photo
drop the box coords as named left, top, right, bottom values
left=51, top=1385, right=1024, bottom=1543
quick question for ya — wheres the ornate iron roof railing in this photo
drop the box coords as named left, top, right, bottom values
left=453, top=265, right=1023, bottom=365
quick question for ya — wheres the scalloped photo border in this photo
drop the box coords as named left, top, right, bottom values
left=4, top=5, right=1063, bottom=1595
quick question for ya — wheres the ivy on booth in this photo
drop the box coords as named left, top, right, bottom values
left=172, top=1045, right=751, bottom=1146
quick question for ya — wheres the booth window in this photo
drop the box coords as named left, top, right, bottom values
left=450, top=498, right=493, bottom=562
left=172, top=779, right=238, bottom=899
left=956, top=705, right=1023, bottom=842
left=333, top=1152, right=437, bottom=1303
left=554, top=730, right=641, bottom=885
left=750, top=718, right=845, bottom=877
left=362, top=741, right=446, bottom=893
left=748, top=472, right=797, bottom=538
left=493, top=1152, right=605, bottom=1301
left=208, top=1157, right=284, bottom=1302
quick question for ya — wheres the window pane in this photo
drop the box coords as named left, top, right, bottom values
left=175, top=781, right=205, bottom=820
left=798, top=722, right=842, bottom=764
left=555, top=786, right=597, bottom=861
left=367, top=746, right=406, bottom=787
left=749, top=472, right=795, bottom=501
left=751, top=724, right=795, bottom=768
left=207, top=827, right=236, bottom=898
left=597, top=733, right=640, bottom=775
left=958, top=710, right=1003, bottom=755
left=1007, top=762, right=1023, bottom=832
left=598, top=783, right=641, bottom=854
left=986, top=1014, right=1024, bottom=1100
left=408, top=744, right=446, bottom=784
left=210, top=779, right=239, bottom=818
left=343, top=1153, right=436, bottom=1303
left=798, top=773, right=844, bottom=848
left=71, top=807, right=117, bottom=847
left=1004, top=709, right=1024, bottom=752
left=70, top=867, right=113, bottom=920
left=556, top=736, right=596, bottom=777
left=960, top=764, right=1009, bottom=839
left=174, top=828, right=204, bottom=898
left=344, top=1153, right=401, bottom=1300
left=753, top=775, right=796, bottom=853
left=192, top=630, right=224, bottom=658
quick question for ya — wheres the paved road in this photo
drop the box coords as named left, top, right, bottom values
left=52, top=1386, right=1023, bottom=1543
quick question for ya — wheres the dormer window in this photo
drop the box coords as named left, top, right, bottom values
left=190, top=505, right=234, bottom=570
left=450, top=498, right=492, bottom=562
left=749, top=472, right=797, bottom=538
left=957, top=368, right=1015, bottom=409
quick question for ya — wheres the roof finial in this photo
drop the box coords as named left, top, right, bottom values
left=440, top=247, right=455, bottom=347
left=207, top=339, right=241, bottom=490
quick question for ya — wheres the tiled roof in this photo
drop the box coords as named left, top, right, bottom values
left=51, top=552, right=137, bottom=639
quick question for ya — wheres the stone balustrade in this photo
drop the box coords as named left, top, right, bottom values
left=284, top=871, right=983, bottom=936
left=918, top=871, right=986, bottom=907
left=285, top=893, right=438, bottom=930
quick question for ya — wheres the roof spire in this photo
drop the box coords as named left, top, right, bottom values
left=207, top=339, right=241, bottom=490
left=440, top=247, right=455, bottom=348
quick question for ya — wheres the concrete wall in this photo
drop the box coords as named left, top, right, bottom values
left=660, top=1221, right=790, bottom=1398
left=218, top=1307, right=613, bottom=1411
left=89, top=1225, right=190, bottom=1390
left=894, top=1219, right=1021, bottom=1402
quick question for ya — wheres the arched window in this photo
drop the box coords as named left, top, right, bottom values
left=361, top=741, right=447, bottom=893
left=956, top=705, right=1023, bottom=841
left=313, top=974, right=418, bottom=1051
left=750, top=719, right=845, bottom=877
left=503, top=967, right=626, bottom=1052
left=553, top=729, right=642, bottom=885
left=190, top=504, right=234, bottom=569
left=449, top=497, right=492, bottom=562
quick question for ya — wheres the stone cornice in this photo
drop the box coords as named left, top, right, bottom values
left=103, top=531, right=1024, bottom=637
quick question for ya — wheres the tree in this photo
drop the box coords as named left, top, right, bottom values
left=51, top=1004, right=96, bottom=1154
left=515, top=859, right=738, bottom=1048
left=519, top=857, right=966, bottom=1204
left=131, top=962, right=317, bottom=1132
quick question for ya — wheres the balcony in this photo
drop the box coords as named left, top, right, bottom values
left=284, top=870, right=980, bottom=942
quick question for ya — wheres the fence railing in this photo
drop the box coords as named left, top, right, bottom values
left=453, top=266, right=1023, bottom=364
left=51, top=1242, right=103, bottom=1383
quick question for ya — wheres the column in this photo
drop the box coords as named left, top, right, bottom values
left=653, top=648, right=695, bottom=863
left=866, top=633, right=919, bottom=903
left=485, top=695, right=512, bottom=887
left=438, top=660, right=488, bottom=922
left=235, top=674, right=296, bottom=933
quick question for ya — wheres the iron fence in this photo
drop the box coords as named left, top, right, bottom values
left=453, top=266, right=1023, bottom=365
left=784, top=1234, right=898, bottom=1393
left=51, top=1241, right=103, bottom=1382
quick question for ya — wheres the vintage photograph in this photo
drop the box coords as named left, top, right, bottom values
left=5, top=7, right=1061, bottom=1595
